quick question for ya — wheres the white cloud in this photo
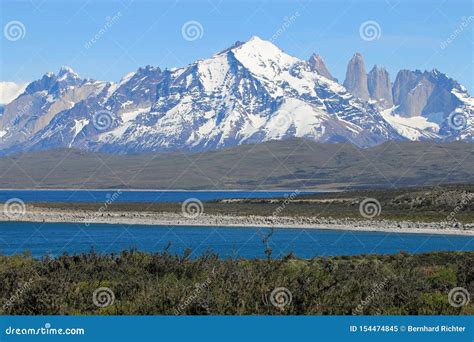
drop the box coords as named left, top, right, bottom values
left=0, top=81, right=28, bottom=105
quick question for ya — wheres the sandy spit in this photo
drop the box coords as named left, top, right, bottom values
left=0, top=207, right=473, bottom=236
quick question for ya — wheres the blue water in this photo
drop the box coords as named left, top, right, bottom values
left=0, top=190, right=314, bottom=203
left=0, top=222, right=472, bottom=259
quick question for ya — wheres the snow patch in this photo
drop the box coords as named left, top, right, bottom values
left=69, top=119, right=89, bottom=147
left=121, top=107, right=151, bottom=122
left=265, top=98, right=327, bottom=138
left=197, top=54, right=230, bottom=92
left=381, top=107, right=439, bottom=140
left=452, top=88, right=474, bottom=106
left=119, top=72, right=136, bottom=86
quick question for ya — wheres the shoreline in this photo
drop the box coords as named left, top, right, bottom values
left=0, top=188, right=336, bottom=192
left=1, top=209, right=473, bottom=236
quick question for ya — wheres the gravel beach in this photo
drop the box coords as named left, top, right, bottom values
left=1, top=206, right=473, bottom=236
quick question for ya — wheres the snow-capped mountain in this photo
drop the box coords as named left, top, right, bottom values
left=390, top=69, right=473, bottom=141
left=0, top=67, right=107, bottom=149
left=92, top=36, right=401, bottom=152
left=343, top=54, right=473, bottom=142
left=0, top=36, right=472, bottom=154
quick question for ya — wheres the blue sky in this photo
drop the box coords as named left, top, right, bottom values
left=1, top=0, right=473, bottom=92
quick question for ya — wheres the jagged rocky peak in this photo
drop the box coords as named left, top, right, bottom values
left=308, top=53, right=337, bottom=82
left=343, top=52, right=369, bottom=100
left=124, top=64, right=162, bottom=84
left=392, top=69, right=437, bottom=117
left=391, top=68, right=470, bottom=120
left=24, top=66, right=83, bottom=96
left=23, top=72, right=57, bottom=94
left=425, top=68, right=462, bottom=92
left=367, top=65, right=393, bottom=109
left=137, top=65, right=161, bottom=74
left=113, top=65, right=162, bottom=90
left=57, top=66, right=80, bottom=79
left=53, top=66, right=84, bottom=91
left=392, top=69, right=421, bottom=108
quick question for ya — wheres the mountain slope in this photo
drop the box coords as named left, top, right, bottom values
left=0, top=139, right=472, bottom=189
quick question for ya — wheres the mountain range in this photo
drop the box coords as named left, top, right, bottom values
left=0, top=36, right=472, bottom=154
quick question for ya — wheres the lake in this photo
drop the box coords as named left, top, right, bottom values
left=0, top=189, right=315, bottom=203
left=0, top=222, right=472, bottom=259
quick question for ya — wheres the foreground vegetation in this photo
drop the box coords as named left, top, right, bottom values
left=1, top=250, right=472, bottom=315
